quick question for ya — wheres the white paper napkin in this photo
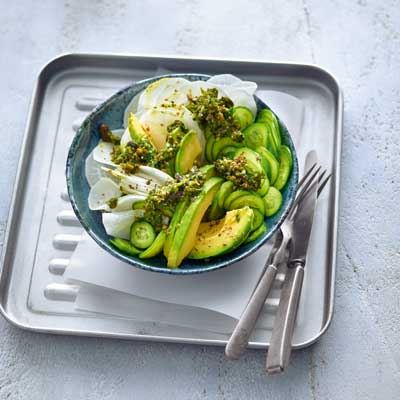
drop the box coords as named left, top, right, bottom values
left=64, top=90, right=305, bottom=334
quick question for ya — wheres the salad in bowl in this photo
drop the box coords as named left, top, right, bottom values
left=66, top=74, right=298, bottom=274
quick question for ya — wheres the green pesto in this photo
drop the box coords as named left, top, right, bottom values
left=107, top=197, right=118, bottom=209
left=214, top=155, right=263, bottom=192
left=99, top=123, right=121, bottom=144
left=143, top=167, right=206, bottom=230
left=154, top=122, right=187, bottom=171
left=187, top=88, right=243, bottom=142
left=111, top=139, right=156, bottom=174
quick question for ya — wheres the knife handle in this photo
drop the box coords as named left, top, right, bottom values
left=225, top=264, right=278, bottom=360
left=266, top=262, right=305, bottom=374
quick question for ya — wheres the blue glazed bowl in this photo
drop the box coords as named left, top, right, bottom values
left=66, top=74, right=298, bottom=275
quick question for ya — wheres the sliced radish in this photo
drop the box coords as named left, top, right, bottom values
left=88, top=178, right=122, bottom=210
left=102, top=210, right=144, bottom=240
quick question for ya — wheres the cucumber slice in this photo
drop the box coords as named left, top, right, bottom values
left=267, top=130, right=280, bottom=159
left=255, top=146, right=279, bottom=184
left=205, top=135, right=216, bottom=162
left=273, top=145, right=293, bottom=190
left=110, top=238, right=141, bottom=256
left=139, top=230, right=166, bottom=259
left=234, top=147, right=265, bottom=175
left=243, top=123, right=269, bottom=150
left=224, top=190, right=250, bottom=210
left=200, top=164, right=217, bottom=180
left=130, top=220, right=156, bottom=249
left=232, top=106, right=254, bottom=130
left=251, top=209, right=264, bottom=230
left=245, top=222, right=267, bottom=244
left=256, top=177, right=270, bottom=197
left=212, top=137, right=242, bottom=160
left=208, top=194, right=225, bottom=221
left=164, top=199, right=188, bottom=257
left=175, top=130, right=202, bottom=174
left=132, top=200, right=146, bottom=210
left=229, top=193, right=265, bottom=215
left=217, top=181, right=234, bottom=208
left=263, top=187, right=283, bottom=216
left=167, top=158, right=175, bottom=176
left=256, top=109, right=281, bottom=150
left=220, top=146, right=237, bottom=159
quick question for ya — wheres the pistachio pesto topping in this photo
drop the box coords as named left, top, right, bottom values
left=154, top=121, right=188, bottom=171
left=111, top=139, right=156, bottom=174
left=98, top=124, right=121, bottom=145
left=143, top=167, right=205, bottom=229
left=187, top=88, right=243, bottom=141
left=214, top=155, right=263, bottom=191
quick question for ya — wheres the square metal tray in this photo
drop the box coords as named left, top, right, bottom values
left=0, top=54, right=342, bottom=348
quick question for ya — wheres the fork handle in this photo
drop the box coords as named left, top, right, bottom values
left=266, top=262, right=304, bottom=374
left=225, top=264, right=278, bottom=360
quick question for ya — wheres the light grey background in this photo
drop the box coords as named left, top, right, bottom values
left=1, top=1, right=399, bottom=399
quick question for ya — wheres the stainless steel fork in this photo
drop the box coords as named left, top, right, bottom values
left=225, top=152, right=331, bottom=360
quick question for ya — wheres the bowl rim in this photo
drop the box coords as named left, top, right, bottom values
left=66, top=73, right=299, bottom=275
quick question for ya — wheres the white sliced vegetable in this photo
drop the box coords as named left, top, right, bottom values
left=85, top=150, right=108, bottom=187
left=93, top=141, right=116, bottom=166
left=120, top=175, right=158, bottom=194
left=181, top=108, right=206, bottom=160
left=224, top=87, right=257, bottom=117
left=112, top=194, right=146, bottom=212
left=137, top=77, right=189, bottom=112
left=136, top=166, right=173, bottom=184
left=123, top=94, right=141, bottom=127
left=120, top=127, right=131, bottom=146
left=88, top=178, right=122, bottom=210
left=102, top=210, right=144, bottom=240
left=207, top=74, right=257, bottom=95
left=139, top=107, right=186, bottom=150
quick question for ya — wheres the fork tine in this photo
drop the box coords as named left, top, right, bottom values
left=299, top=168, right=327, bottom=205
left=318, top=169, right=327, bottom=184
left=317, top=173, right=332, bottom=197
left=288, top=166, right=322, bottom=218
left=296, top=163, right=317, bottom=192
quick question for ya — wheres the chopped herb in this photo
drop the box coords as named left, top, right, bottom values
left=214, top=155, right=263, bottom=191
left=107, top=197, right=118, bottom=209
left=99, top=124, right=121, bottom=144
left=187, top=88, right=243, bottom=141
left=143, top=167, right=205, bottom=229
left=111, top=139, right=156, bottom=174
left=154, top=122, right=187, bottom=171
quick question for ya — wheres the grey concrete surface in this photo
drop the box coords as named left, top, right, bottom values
left=0, top=0, right=399, bottom=398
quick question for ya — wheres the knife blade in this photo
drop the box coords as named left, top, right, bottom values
left=266, top=168, right=319, bottom=374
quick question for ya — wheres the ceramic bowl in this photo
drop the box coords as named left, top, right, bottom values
left=66, top=74, right=298, bottom=274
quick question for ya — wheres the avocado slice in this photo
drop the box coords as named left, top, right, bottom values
left=128, top=112, right=147, bottom=142
left=167, top=177, right=223, bottom=268
left=188, top=207, right=254, bottom=259
left=163, top=199, right=189, bottom=258
left=175, top=131, right=202, bottom=174
left=139, top=230, right=166, bottom=259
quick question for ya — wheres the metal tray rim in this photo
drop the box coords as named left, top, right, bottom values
left=0, top=52, right=343, bottom=349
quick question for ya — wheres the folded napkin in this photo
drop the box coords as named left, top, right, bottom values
left=64, top=90, right=305, bottom=334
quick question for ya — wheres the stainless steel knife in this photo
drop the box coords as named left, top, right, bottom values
left=225, top=152, right=318, bottom=360
left=266, top=170, right=319, bottom=374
